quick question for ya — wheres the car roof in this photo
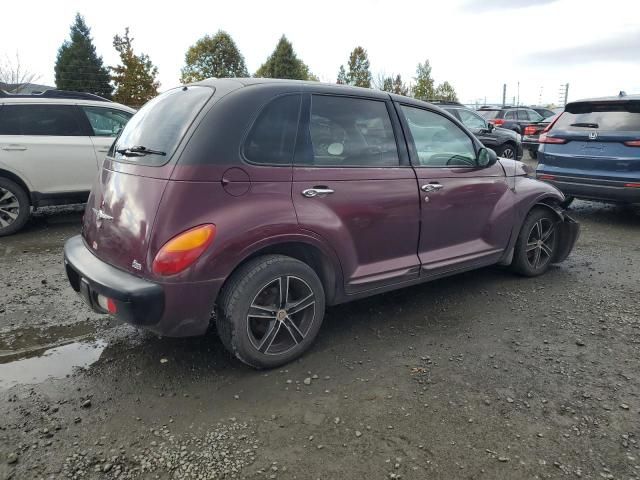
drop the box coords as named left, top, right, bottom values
left=0, top=96, right=135, bottom=112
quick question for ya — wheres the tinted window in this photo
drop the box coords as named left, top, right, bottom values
left=504, top=110, right=516, bottom=120
left=111, top=86, right=213, bottom=166
left=456, top=109, right=486, bottom=130
left=0, top=105, right=84, bottom=136
left=401, top=106, right=476, bottom=167
left=516, top=110, right=529, bottom=121
left=82, top=107, right=132, bottom=137
left=244, top=95, right=300, bottom=165
left=526, top=109, right=543, bottom=121
left=553, top=105, right=640, bottom=131
left=478, top=110, right=499, bottom=120
left=301, top=95, right=399, bottom=167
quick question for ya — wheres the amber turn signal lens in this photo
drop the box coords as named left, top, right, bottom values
left=152, top=224, right=216, bottom=275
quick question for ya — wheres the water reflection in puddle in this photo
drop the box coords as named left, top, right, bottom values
left=0, top=340, right=107, bottom=390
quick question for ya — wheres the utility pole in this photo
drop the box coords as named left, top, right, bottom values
left=502, top=84, right=506, bottom=107
left=558, top=83, right=570, bottom=107
left=564, top=83, right=569, bottom=106
left=517, top=81, right=520, bottom=106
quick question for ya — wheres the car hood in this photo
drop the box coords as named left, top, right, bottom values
left=494, top=126, right=518, bottom=138
left=498, top=158, right=533, bottom=177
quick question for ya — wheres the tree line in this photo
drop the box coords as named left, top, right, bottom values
left=51, top=13, right=458, bottom=108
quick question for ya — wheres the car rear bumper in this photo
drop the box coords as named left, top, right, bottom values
left=64, top=235, right=220, bottom=337
left=536, top=174, right=640, bottom=204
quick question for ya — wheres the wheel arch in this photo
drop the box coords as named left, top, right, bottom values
left=219, top=239, right=342, bottom=306
left=0, top=168, right=32, bottom=205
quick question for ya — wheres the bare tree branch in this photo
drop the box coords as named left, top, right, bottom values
left=0, top=52, right=41, bottom=93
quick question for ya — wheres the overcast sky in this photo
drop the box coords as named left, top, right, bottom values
left=2, top=0, right=639, bottom=105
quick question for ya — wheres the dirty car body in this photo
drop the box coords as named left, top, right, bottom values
left=64, top=79, right=579, bottom=368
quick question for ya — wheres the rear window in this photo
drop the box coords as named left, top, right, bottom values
left=555, top=102, right=640, bottom=131
left=478, top=110, right=499, bottom=120
left=110, top=86, right=213, bottom=166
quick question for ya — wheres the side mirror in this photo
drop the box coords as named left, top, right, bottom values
left=478, top=147, right=498, bottom=167
left=486, top=122, right=495, bottom=132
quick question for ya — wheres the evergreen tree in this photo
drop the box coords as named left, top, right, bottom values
left=180, top=31, right=248, bottom=83
left=381, top=76, right=393, bottom=92
left=392, top=74, right=409, bottom=96
left=110, top=28, right=160, bottom=108
left=412, top=59, right=435, bottom=101
left=433, top=81, right=458, bottom=102
left=379, top=74, right=409, bottom=96
left=345, top=46, right=372, bottom=88
left=54, top=13, right=113, bottom=98
left=255, top=35, right=312, bottom=80
left=336, top=65, right=348, bottom=85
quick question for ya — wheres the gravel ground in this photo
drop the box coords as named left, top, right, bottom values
left=1, top=162, right=639, bottom=480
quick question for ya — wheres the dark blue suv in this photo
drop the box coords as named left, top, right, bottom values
left=536, top=95, right=640, bottom=206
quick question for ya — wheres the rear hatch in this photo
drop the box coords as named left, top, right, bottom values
left=540, top=99, right=640, bottom=181
left=82, top=85, right=214, bottom=276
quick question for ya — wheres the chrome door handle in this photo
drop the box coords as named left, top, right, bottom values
left=1, top=145, right=27, bottom=151
left=302, top=188, right=335, bottom=198
left=421, top=183, right=444, bottom=192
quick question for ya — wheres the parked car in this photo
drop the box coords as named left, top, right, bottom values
left=63, top=79, right=579, bottom=369
left=477, top=106, right=545, bottom=134
left=440, top=104, right=523, bottom=159
left=522, top=114, right=559, bottom=157
left=536, top=94, right=640, bottom=207
left=0, top=90, right=135, bottom=235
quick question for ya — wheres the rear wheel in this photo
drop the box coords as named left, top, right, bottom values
left=0, top=178, right=30, bottom=237
left=511, top=208, right=559, bottom=277
left=495, top=143, right=516, bottom=159
left=216, top=255, right=325, bottom=369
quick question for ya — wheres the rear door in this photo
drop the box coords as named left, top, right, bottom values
left=0, top=103, right=96, bottom=194
left=541, top=101, right=640, bottom=181
left=79, top=106, right=133, bottom=165
left=292, top=93, right=421, bottom=294
left=397, top=103, right=512, bottom=274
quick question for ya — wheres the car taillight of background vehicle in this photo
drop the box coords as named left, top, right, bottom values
left=489, top=119, right=505, bottom=126
left=538, top=134, right=567, bottom=144
left=524, top=126, right=537, bottom=136
left=152, top=224, right=216, bottom=275
left=624, top=140, right=640, bottom=147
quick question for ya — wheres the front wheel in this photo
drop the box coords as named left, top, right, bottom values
left=0, top=178, right=30, bottom=237
left=216, top=255, right=325, bottom=369
left=511, top=208, right=559, bottom=277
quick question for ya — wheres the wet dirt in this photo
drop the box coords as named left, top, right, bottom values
left=0, top=171, right=639, bottom=479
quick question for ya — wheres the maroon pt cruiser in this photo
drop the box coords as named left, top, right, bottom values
left=64, top=79, right=579, bottom=368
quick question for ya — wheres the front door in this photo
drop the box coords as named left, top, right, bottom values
left=397, top=104, right=512, bottom=275
left=292, top=94, right=421, bottom=294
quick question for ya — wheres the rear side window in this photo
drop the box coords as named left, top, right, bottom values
left=504, top=110, right=516, bottom=120
left=299, top=95, right=399, bottom=167
left=243, top=95, right=301, bottom=165
left=82, top=107, right=132, bottom=137
left=111, top=86, right=213, bottom=166
left=0, top=104, right=84, bottom=136
left=553, top=104, right=640, bottom=131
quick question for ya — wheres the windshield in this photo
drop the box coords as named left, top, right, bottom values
left=478, top=110, right=500, bottom=120
left=110, top=86, right=213, bottom=166
left=553, top=103, right=640, bottom=131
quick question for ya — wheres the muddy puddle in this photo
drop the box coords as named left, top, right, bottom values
left=0, top=339, right=107, bottom=390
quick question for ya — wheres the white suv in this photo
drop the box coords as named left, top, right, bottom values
left=0, top=90, right=135, bottom=235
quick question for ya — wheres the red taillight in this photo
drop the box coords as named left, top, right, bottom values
left=624, top=140, right=640, bottom=147
left=524, top=126, right=537, bottom=136
left=107, top=298, right=117, bottom=314
left=97, top=294, right=117, bottom=314
left=152, top=224, right=216, bottom=276
left=538, top=134, right=567, bottom=144
left=490, top=118, right=505, bottom=126
left=624, top=182, right=640, bottom=188
left=538, top=174, right=556, bottom=181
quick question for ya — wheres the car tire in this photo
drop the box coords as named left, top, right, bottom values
left=511, top=208, right=559, bottom=277
left=495, top=143, right=516, bottom=159
left=0, top=177, right=30, bottom=237
left=216, top=254, right=326, bottom=369
left=560, top=196, right=574, bottom=208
